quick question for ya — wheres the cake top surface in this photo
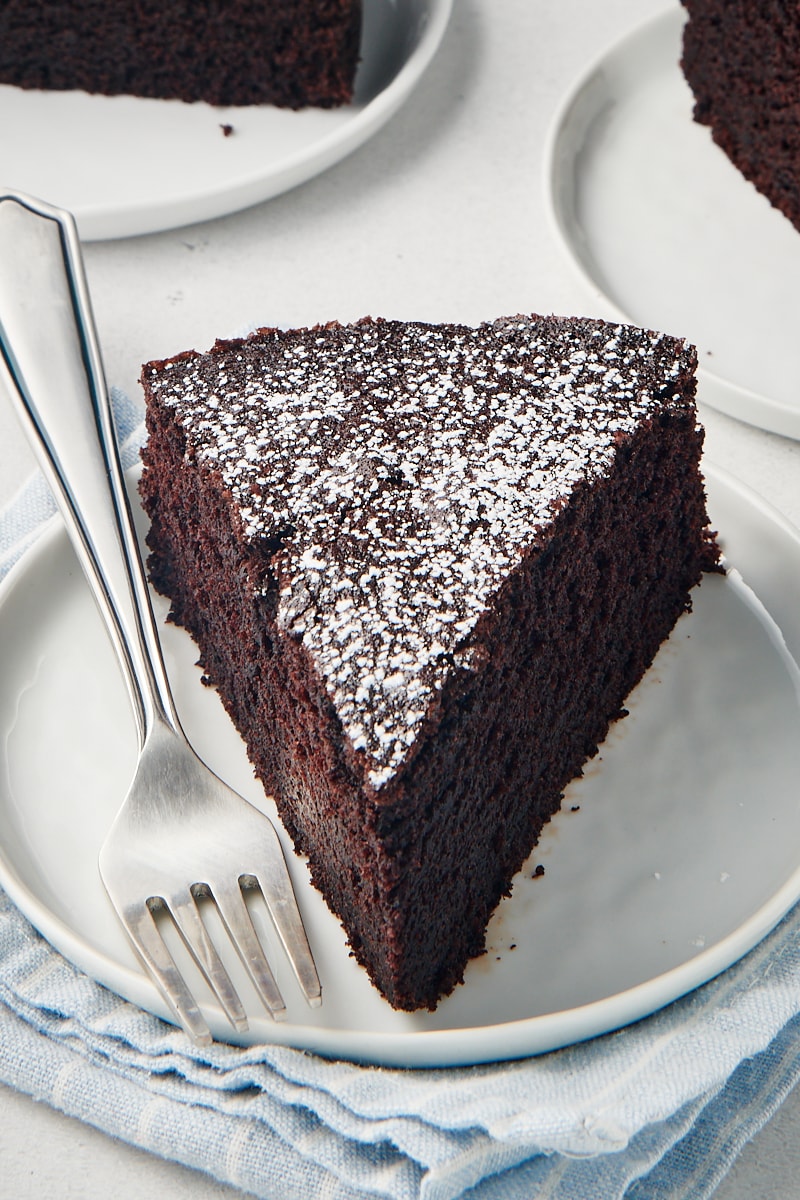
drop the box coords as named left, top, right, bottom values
left=145, top=315, right=695, bottom=789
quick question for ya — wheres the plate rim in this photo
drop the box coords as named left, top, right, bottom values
left=542, top=4, right=800, bottom=442
left=2, top=460, right=800, bottom=1067
left=0, top=0, right=453, bottom=241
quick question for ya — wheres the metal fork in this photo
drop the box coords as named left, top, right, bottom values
left=0, top=189, right=321, bottom=1045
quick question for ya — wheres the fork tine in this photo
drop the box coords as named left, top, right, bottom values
left=244, top=819, right=322, bottom=1008
left=168, top=892, right=249, bottom=1034
left=247, top=868, right=323, bottom=1009
left=126, top=903, right=213, bottom=1046
left=213, top=881, right=287, bottom=1019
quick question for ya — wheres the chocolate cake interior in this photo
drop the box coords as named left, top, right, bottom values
left=0, top=0, right=362, bottom=108
left=681, top=0, right=800, bottom=234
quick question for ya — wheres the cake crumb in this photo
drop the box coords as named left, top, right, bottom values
left=220, top=123, right=235, bottom=137
left=532, top=864, right=545, bottom=879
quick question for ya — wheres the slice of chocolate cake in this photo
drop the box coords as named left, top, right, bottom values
left=0, top=0, right=361, bottom=109
left=139, top=314, right=720, bottom=1012
left=681, top=0, right=800, bottom=234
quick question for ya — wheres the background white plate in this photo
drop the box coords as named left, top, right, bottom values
left=2, top=464, right=800, bottom=1067
left=0, top=0, right=452, bottom=241
left=545, top=6, right=800, bottom=440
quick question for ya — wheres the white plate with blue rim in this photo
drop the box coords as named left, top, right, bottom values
left=0, top=0, right=452, bottom=240
left=545, top=6, right=800, bottom=440
left=2, top=463, right=800, bottom=1067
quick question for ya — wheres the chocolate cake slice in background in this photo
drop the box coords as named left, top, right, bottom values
left=139, top=314, right=720, bottom=1012
left=681, top=0, right=800, bottom=235
left=0, top=0, right=362, bottom=109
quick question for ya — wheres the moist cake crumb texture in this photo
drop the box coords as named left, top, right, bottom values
left=0, top=0, right=362, bottom=109
left=681, top=0, right=800, bottom=235
left=146, top=316, right=690, bottom=789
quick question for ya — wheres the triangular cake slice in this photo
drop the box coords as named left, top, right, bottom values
left=139, top=314, right=720, bottom=1011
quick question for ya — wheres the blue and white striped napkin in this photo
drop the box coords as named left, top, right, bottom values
left=2, top=389, right=800, bottom=1200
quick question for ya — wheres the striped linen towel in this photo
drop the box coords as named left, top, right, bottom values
left=1, top=389, right=800, bottom=1200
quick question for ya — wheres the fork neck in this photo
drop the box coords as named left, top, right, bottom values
left=0, top=190, right=184, bottom=752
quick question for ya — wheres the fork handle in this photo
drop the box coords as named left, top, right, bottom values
left=0, top=189, right=179, bottom=746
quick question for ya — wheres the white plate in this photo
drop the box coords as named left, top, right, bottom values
left=1, top=464, right=800, bottom=1067
left=545, top=6, right=800, bottom=440
left=0, top=0, right=452, bottom=241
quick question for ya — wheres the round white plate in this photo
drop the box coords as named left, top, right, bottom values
left=0, top=0, right=451, bottom=241
left=545, top=6, right=800, bottom=440
left=1, top=464, right=800, bottom=1067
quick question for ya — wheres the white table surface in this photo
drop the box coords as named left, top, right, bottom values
left=2, top=1, right=800, bottom=1195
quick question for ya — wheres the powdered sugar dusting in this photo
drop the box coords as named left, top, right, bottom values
left=146, top=316, right=692, bottom=789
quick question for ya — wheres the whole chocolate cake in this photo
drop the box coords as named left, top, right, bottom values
left=139, top=314, right=720, bottom=1011
left=681, top=0, right=800, bottom=234
left=0, top=0, right=361, bottom=109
